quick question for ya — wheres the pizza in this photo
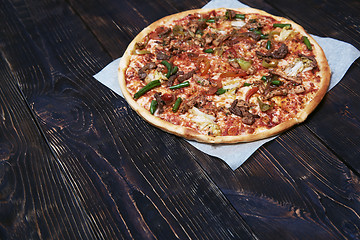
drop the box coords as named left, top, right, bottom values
left=118, top=7, right=331, bottom=143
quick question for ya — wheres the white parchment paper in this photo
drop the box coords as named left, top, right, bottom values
left=94, top=0, right=360, bottom=170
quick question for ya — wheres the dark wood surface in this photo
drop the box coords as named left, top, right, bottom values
left=1, top=0, right=359, bottom=239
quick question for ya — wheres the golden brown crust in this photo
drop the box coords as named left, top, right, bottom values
left=118, top=7, right=331, bottom=144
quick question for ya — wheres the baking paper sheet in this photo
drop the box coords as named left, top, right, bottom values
left=94, top=0, right=360, bottom=170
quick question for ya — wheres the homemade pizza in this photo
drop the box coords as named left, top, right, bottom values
left=118, top=8, right=331, bottom=143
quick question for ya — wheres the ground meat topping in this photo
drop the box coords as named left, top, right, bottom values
left=156, top=51, right=170, bottom=60
left=271, top=43, right=289, bottom=59
left=138, top=62, right=157, bottom=80
left=265, top=88, right=288, bottom=99
left=154, top=92, right=165, bottom=114
left=229, top=99, right=259, bottom=125
left=177, top=70, right=195, bottom=83
left=240, top=31, right=261, bottom=41
left=180, top=95, right=207, bottom=114
left=256, top=43, right=289, bottom=59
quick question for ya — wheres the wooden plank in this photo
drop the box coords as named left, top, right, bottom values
left=306, top=66, right=360, bottom=172
left=192, top=125, right=360, bottom=239
left=1, top=0, right=257, bottom=238
left=0, top=57, right=126, bottom=239
left=58, top=0, right=360, bottom=238
left=66, top=0, right=208, bottom=59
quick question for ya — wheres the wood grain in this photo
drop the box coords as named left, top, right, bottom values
left=1, top=0, right=360, bottom=239
left=1, top=0, right=257, bottom=238
left=185, top=125, right=360, bottom=239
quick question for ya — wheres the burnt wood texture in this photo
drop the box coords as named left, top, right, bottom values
left=0, top=0, right=359, bottom=239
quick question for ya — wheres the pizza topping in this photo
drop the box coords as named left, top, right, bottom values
left=212, top=33, right=231, bottom=47
left=180, top=94, right=207, bottom=114
left=256, top=43, right=288, bottom=59
left=231, top=20, right=246, bottom=28
left=169, top=81, right=190, bottom=90
left=245, top=19, right=263, bottom=31
left=161, top=60, right=173, bottom=78
left=156, top=51, right=171, bottom=60
left=135, top=36, right=149, bottom=49
left=265, top=87, right=288, bottom=99
left=289, top=85, right=306, bottom=94
left=275, top=27, right=296, bottom=41
left=266, top=40, right=272, bottom=50
left=188, top=107, right=221, bottom=135
left=229, top=58, right=253, bottom=71
left=157, top=27, right=171, bottom=38
left=134, top=80, right=161, bottom=99
left=172, top=97, right=182, bottom=113
left=225, top=9, right=237, bottom=20
left=245, top=86, right=259, bottom=102
left=302, top=36, right=312, bottom=50
left=161, top=93, right=176, bottom=104
left=257, top=97, right=273, bottom=112
left=270, top=70, right=302, bottom=84
left=167, top=74, right=177, bottom=87
left=282, top=56, right=317, bottom=80
left=133, top=49, right=151, bottom=55
left=197, top=57, right=211, bottom=75
left=188, top=19, right=208, bottom=34
left=273, top=23, right=292, bottom=28
left=177, top=70, right=196, bottom=82
left=299, top=54, right=318, bottom=69
left=216, top=88, right=227, bottom=95
left=240, top=31, right=261, bottom=41
left=138, top=62, right=157, bottom=80
left=271, top=43, right=289, bottom=59
left=204, top=48, right=214, bottom=53
left=229, top=99, right=259, bottom=125
left=154, top=92, right=166, bottom=114
left=204, top=33, right=215, bottom=45
left=262, top=59, right=279, bottom=68
left=194, top=74, right=210, bottom=86
left=150, top=100, right=158, bottom=115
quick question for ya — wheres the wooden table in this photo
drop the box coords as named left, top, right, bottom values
left=1, top=0, right=359, bottom=239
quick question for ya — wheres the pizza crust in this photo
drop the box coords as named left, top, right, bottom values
left=118, top=7, right=331, bottom=144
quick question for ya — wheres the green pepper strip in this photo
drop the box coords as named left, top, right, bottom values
left=235, top=14, right=245, bottom=19
left=206, top=18, right=216, bottom=23
left=172, top=97, right=182, bottom=112
left=249, top=28, right=268, bottom=39
left=273, top=23, right=292, bottom=28
left=169, top=81, right=190, bottom=90
left=161, top=60, right=173, bottom=78
left=303, top=36, right=312, bottom=50
left=216, top=88, right=226, bottom=95
left=262, top=59, right=278, bottom=68
left=266, top=40, right=272, bottom=50
left=257, top=97, right=273, bottom=112
left=134, top=80, right=161, bottom=99
left=271, top=80, right=281, bottom=85
left=243, top=82, right=251, bottom=87
left=150, top=100, right=158, bottom=114
left=235, top=58, right=252, bottom=71
left=251, top=29, right=262, bottom=35
left=170, top=66, right=178, bottom=76
left=204, top=48, right=214, bottom=53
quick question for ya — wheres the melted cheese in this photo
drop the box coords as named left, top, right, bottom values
left=188, top=107, right=221, bottom=136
